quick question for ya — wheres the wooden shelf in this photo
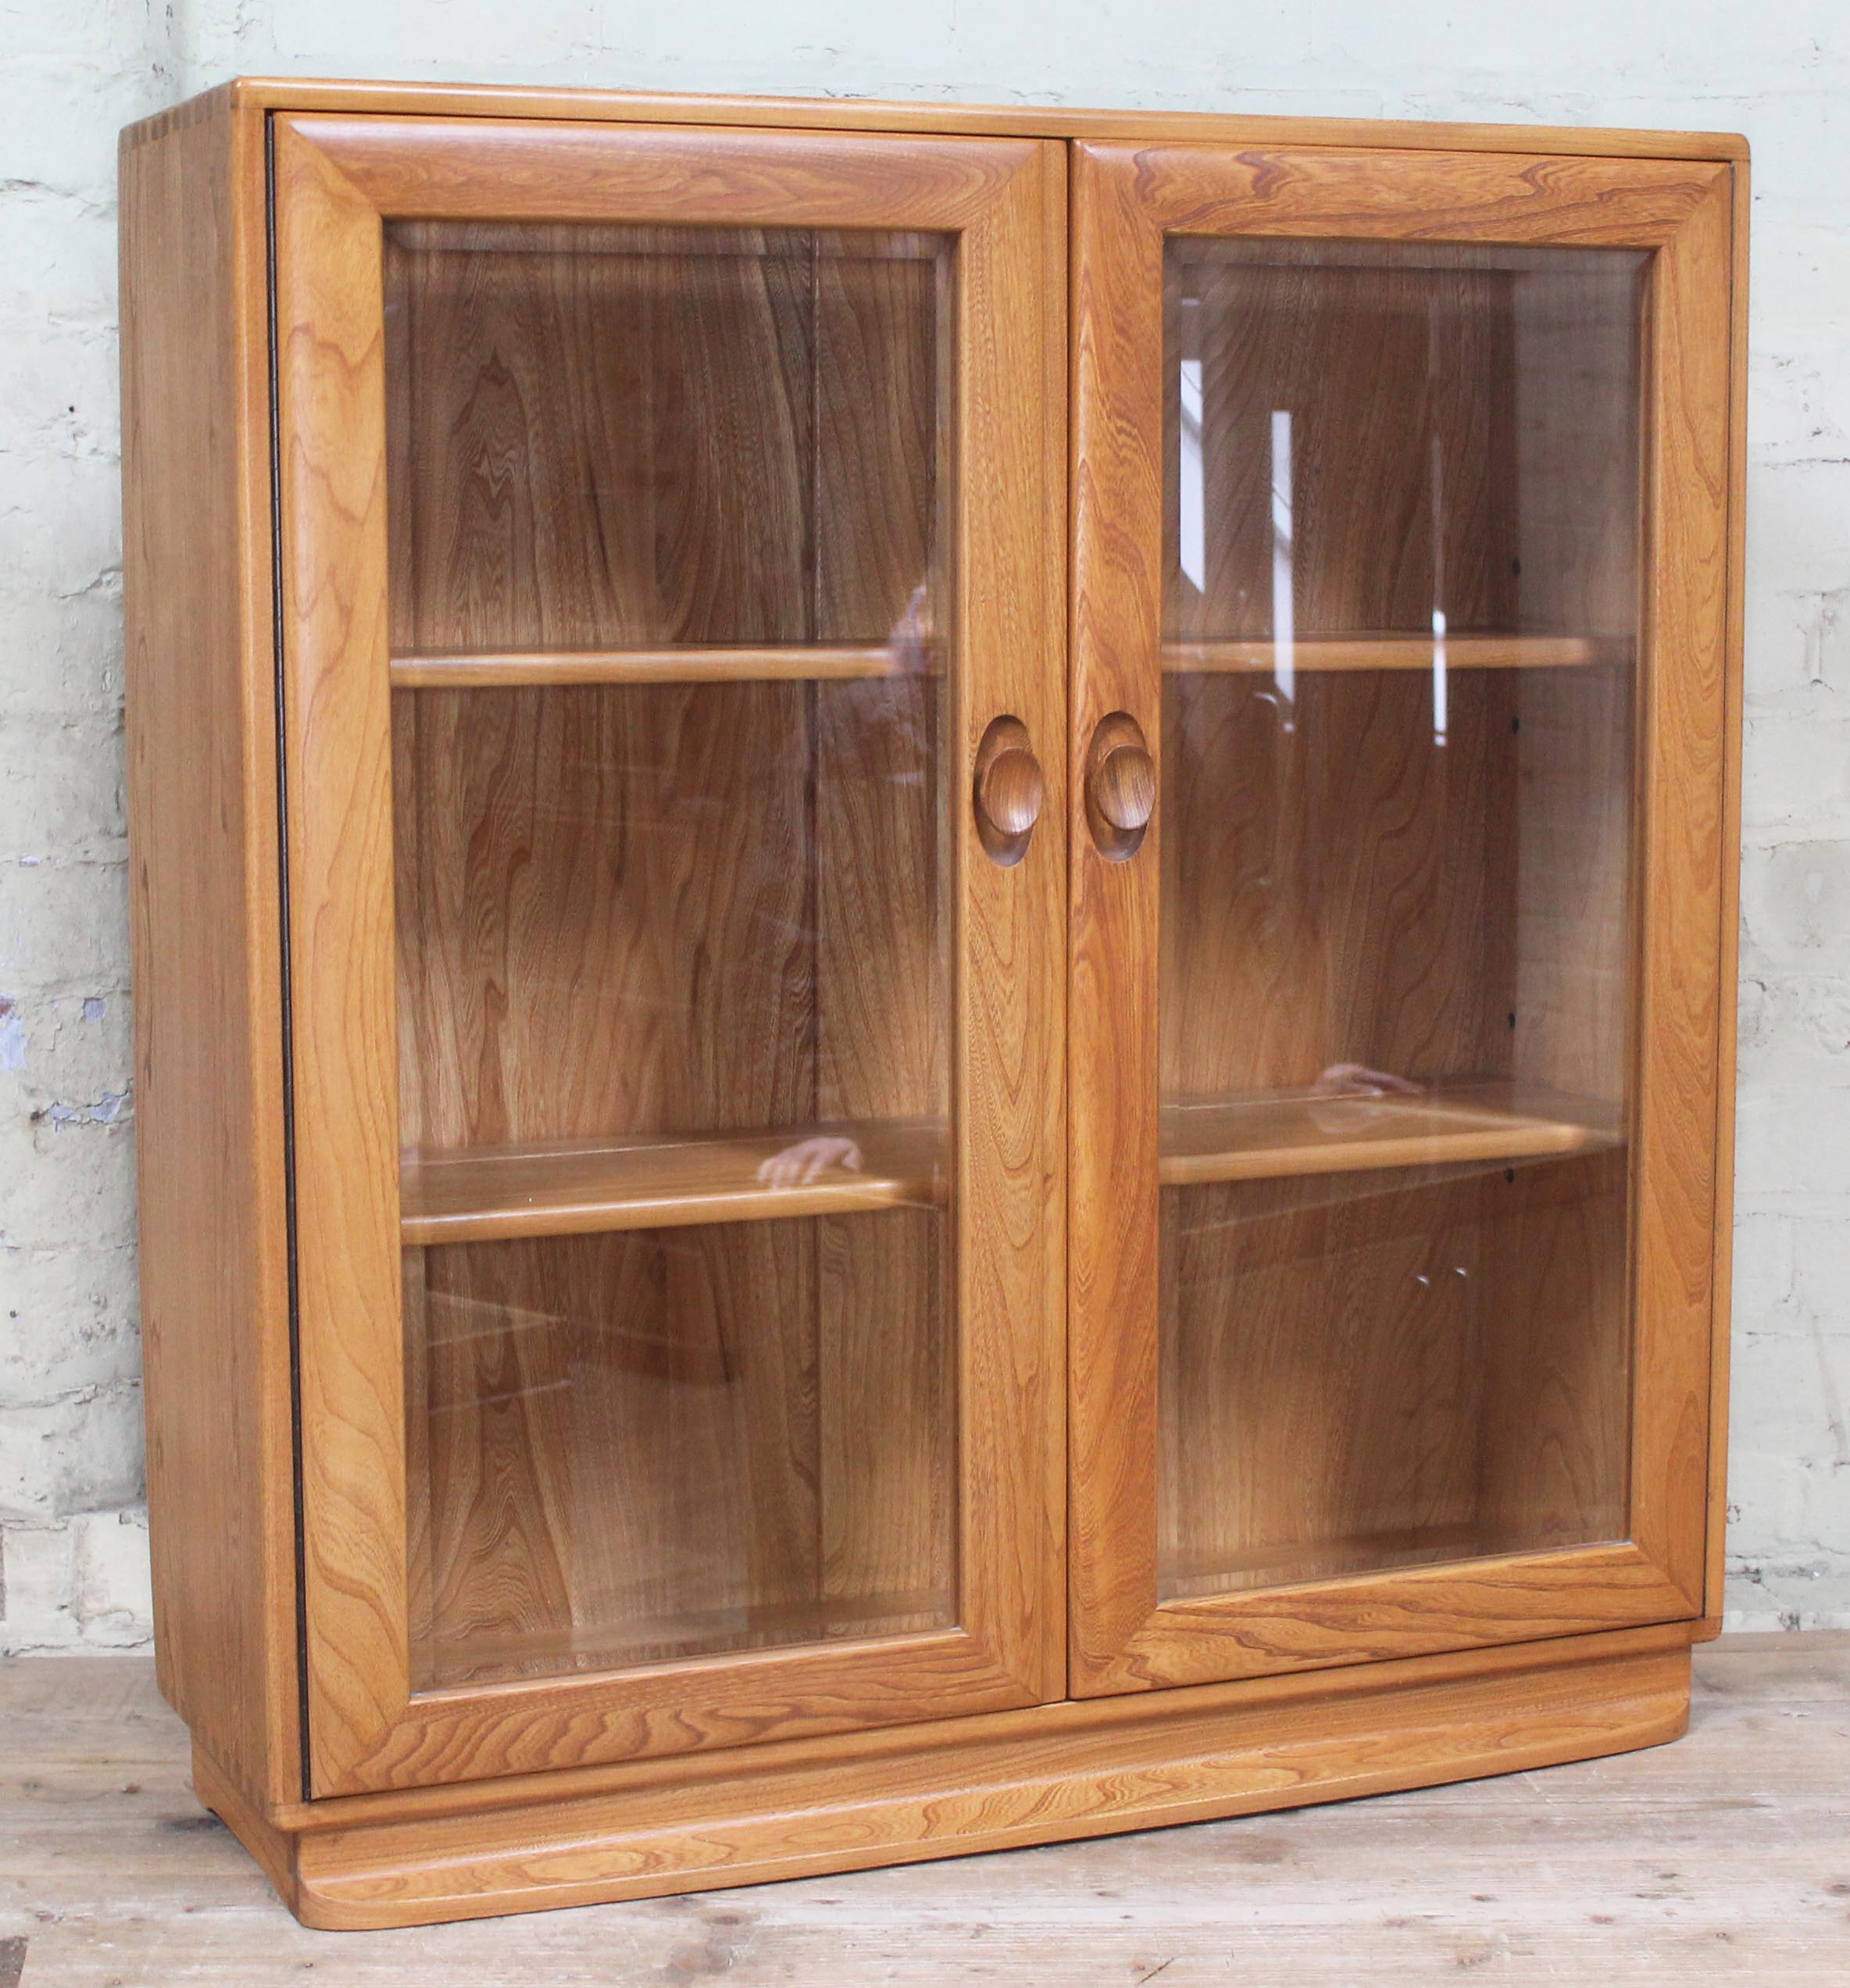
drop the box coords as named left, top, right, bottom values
left=1159, top=1082, right=1623, bottom=1188
left=1161, top=634, right=1623, bottom=674
left=400, top=1118, right=948, bottom=1246
left=391, top=643, right=939, bottom=689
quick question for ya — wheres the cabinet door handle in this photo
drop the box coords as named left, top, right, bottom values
left=1085, top=712, right=1155, bottom=859
left=973, top=716, right=1044, bottom=866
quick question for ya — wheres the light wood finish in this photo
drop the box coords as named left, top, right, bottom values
left=391, top=644, right=937, bottom=687
left=188, top=1629, right=1693, bottom=1929
left=119, top=77, right=1742, bottom=1927
left=399, top=1118, right=947, bottom=1243
left=276, top=111, right=1066, bottom=1797
left=22, top=1636, right=1850, bottom=1976
left=971, top=719, right=1045, bottom=833
left=1082, top=710, right=1155, bottom=861
left=1158, top=1081, right=1621, bottom=1186
left=1067, top=139, right=1736, bottom=1697
left=971, top=714, right=1045, bottom=862
left=1700, top=159, right=1751, bottom=1640
left=118, top=89, right=301, bottom=1807
left=1162, top=633, right=1620, bottom=671
left=122, top=76, right=1752, bottom=159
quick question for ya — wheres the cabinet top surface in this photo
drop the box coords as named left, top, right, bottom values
left=121, top=76, right=1749, bottom=162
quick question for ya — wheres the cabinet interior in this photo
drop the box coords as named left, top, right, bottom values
left=1157, top=237, right=1647, bottom=1597
left=383, top=220, right=958, bottom=1687
left=370, top=213, right=1656, bottom=1674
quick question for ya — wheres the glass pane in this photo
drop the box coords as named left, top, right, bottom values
left=1159, top=238, right=1645, bottom=1601
left=383, top=223, right=957, bottom=1690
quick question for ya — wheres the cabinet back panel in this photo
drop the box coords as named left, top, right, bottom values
left=1158, top=1148, right=1630, bottom=1600
left=1162, top=241, right=1642, bottom=644
left=1159, top=668, right=1510, bottom=1098
left=391, top=676, right=944, bottom=1151
left=384, top=223, right=945, bottom=651
left=1163, top=253, right=1519, bottom=642
left=1159, top=663, right=1634, bottom=1107
left=404, top=1211, right=953, bottom=1690
left=1158, top=237, right=1644, bottom=1111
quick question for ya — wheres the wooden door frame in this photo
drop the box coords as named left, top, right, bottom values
left=273, top=112, right=1066, bottom=1796
left=1066, top=141, right=1735, bottom=1697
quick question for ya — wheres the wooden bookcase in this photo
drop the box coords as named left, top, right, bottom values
left=119, top=80, right=1746, bottom=1928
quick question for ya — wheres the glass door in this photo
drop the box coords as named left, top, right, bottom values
left=1068, top=141, right=1734, bottom=1695
left=274, top=115, right=1066, bottom=1794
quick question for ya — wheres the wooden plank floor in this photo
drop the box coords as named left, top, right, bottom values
left=2, top=1634, right=1846, bottom=1983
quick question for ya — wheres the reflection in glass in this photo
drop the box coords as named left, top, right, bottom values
left=1159, top=238, right=1647, bottom=1599
left=382, top=223, right=959, bottom=1687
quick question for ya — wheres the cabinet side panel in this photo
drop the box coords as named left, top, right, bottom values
left=120, top=92, right=298, bottom=1804
left=1699, top=158, right=1748, bottom=1637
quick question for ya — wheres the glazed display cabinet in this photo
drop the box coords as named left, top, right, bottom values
left=120, top=80, right=1746, bottom=1928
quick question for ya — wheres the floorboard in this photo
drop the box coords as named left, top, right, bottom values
left=2, top=1634, right=1846, bottom=1983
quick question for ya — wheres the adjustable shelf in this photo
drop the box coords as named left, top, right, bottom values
left=400, top=1117, right=948, bottom=1246
left=391, top=643, right=940, bottom=689
left=1157, top=1081, right=1623, bottom=1188
left=1161, top=634, right=1623, bottom=674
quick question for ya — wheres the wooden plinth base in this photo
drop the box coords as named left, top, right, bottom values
left=194, top=1626, right=1692, bottom=1930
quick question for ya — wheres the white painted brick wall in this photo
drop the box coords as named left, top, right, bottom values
left=2, top=0, right=1845, bottom=1652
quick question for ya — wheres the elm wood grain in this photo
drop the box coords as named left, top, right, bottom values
left=285, top=114, right=1048, bottom=232
left=277, top=112, right=1064, bottom=1794
left=119, top=80, right=300, bottom=1809
left=386, top=222, right=949, bottom=656
left=1162, top=634, right=1619, bottom=671
left=391, top=682, right=817, bottom=1154
left=1700, top=158, right=1750, bottom=1638
left=403, top=1218, right=952, bottom=1691
left=273, top=112, right=410, bottom=1799
left=1505, top=253, right=1648, bottom=639
left=1156, top=1081, right=1622, bottom=1186
left=130, top=77, right=1752, bottom=161
left=27, top=1636, right=1850, bottom=1976
left=1158, top=666, right=1512, bottom=1104
left=1163, top=252, right=1518, bottom=645
left=390, top=644, right=939, bottom=686
left=1625, top=165, right=1734, bottom=1612
left=187, top=1631, right=1693, bottom=1929
left=812, top=238, right=945, bottom=642
left=1101, top=145, right=1730, bottom=251
left=1476, top=1149, right=1633, bottom=1551
left=400, top=1118, right=949, bottom=1243
left=943, top=130, right=1068, bottom=1711
left=388, top=212, right=954, bottom=1693
left=388, top=687, right=827, bottom=1685
left=1157, top=1151, right=1630, bottom=1608
left=1067, top=139, right=1731, bottom=1698
left=813, top=659, right=955, bottom=1638
left=1503, top=660, right=1637, bottom=1106
left=1067, top=135, right=1167, bottom=1689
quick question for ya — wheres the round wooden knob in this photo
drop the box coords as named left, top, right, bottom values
left=977, top=744, right=1045, bottom=838
left=973, top=716, right=1044, bottom=865
left=1084, top=712, right=1155, bottom=860
left=1093, top=740, right=1155, bottom=833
